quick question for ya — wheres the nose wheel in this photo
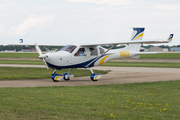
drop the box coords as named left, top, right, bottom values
left=51, top=69, right=74, bottom=82
left=51, top=69, right=63, bottom=82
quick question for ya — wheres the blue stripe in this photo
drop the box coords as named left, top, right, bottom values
left=47, top=58, right=97, bottom=70
left=46, top=53, right=113, bottom=70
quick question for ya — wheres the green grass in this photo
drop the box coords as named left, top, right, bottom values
left=102, top=61, right=180, bottom=68
left=0, top=67, right=109, bottom=80
left=0, top=53, right=39, bottom=58
left=0, top=81, right=180, bottom=120
left=0, top=60, right=44, bottom=65
left=1, top=60, right=180, bottom=68
left=140, top=53, right=180, bottom=59
left=1, top=53, right=180, bottom=59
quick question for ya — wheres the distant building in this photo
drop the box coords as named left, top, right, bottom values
left=4, top=50, right=16, bottom=52
left=140, top=47, right=145, bottom=52
left=163, top=48, right=169, bottom=52
left=148, top=46, right=163, bottom=52
left=170, top=47, right=180, bottom=52
left=21, top=49, right=32, bottom=52
left=21, top=49, right=36, bottom=52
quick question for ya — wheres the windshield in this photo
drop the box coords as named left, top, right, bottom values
left=59, top=45, right=77, bottom=53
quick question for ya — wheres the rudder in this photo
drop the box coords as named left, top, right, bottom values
left=122, top=27, right=145, bottom=53
left=130, top=28, right=145, bottom=41
left=167, top=34, right=174, bottom=42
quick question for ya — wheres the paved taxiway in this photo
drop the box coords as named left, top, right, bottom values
left=0, top=64, right=180, bottom=87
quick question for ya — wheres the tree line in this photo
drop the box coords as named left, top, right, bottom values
left=0, top=45, right=63, bottom=52
left=0, top=45, right=180, bottom=52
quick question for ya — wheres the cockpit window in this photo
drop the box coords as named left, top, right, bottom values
left=59, top=45, right=77, bottom=53
left=74, top=48, right=86, bottom=56
left=99, top=47, right=105, bottom=54
left=89, top=48, right=98, bottom=56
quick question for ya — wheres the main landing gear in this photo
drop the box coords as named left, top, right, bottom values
left=51, top=69, right=74, bottom=82
left=87, top=68, right=101, bottom=81
left=51, top=68, right=101, bottom=82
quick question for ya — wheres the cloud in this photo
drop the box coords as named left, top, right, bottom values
left=0, top=24, right=6, bottom=35
left=7, top=15, right=54, bottom=36
left=67, top=0, right=132, bottom=5
left=0, top=3, right=18, bottom=10
left=153, top=4, right=180, bottom=10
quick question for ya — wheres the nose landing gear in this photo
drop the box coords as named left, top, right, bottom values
left=51, top=69, right=63, bottom=82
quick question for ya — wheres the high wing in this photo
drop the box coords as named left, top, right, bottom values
left=8, top=43, right=66, bottom=47
left=81, top=34, right=174, bottom=47
left=9, top=34, right=173, bottom=47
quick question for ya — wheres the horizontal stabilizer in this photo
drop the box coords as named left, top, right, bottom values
left=130, top=55, right=140, bottom=59
left=8, top=43, right=65, bottom=47
left=136, top=52, right=159, bottom=55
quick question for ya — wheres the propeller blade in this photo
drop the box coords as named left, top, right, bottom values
left=42, top=58, right=49, bottom=71
left=35, top=43, right=49, bottom=71
left=35, top=43, right=42, bottom=55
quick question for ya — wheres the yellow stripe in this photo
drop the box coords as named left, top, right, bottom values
left=119, top=51, right=129, bottom=57
left=133, top=33, right=144, bottom=41
left=99, top=54, right=114, bottom=65
left=94, top=76, right=101, bottom=80
left=55, top=76, right=62, bottom=80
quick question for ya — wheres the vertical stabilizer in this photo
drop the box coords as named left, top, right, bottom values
left=122, top=27, right=145, bottom=53
left=130, top=28, right=145, bottom=41
left=167, top=34, right=174, bottom=42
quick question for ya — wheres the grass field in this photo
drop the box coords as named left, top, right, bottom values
left=1, top=53, right=180, bottom=59
left=0, top=60, right=44, bottom=65
left=0, top=67, right=109, bottom=80
left=140, top=53, right=180, bottom=59
left=0, top=81, right=180, bottom=120
left=0, top=53, right=180, bottom=120
left=1, top=60, right=180, bottom=68
left=102, top=61, right=180, bottom=68
left=0, top=53, right=39, bottom=58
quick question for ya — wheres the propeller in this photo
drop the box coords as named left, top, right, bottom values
left=35, top=43, right=49, bottom=71
left=42, top=57, right=49, bottom=71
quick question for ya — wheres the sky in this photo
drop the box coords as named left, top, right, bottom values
left=0, top=0, right=180, bottom=46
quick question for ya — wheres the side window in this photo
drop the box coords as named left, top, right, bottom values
left=99, top=47, right=105, bottom=54
left=74, top=48, right=86, bottom=56
left=89, top=48, right=98, bottom=56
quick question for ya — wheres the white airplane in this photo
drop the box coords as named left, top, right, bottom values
left=9, top=28, right=174, bottom=82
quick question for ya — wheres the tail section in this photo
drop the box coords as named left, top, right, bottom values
left=122, top=27, right=145, bottom=53
left=168, top=34, right=174, bottom=42
left=130, top=28, right=145, bottom=41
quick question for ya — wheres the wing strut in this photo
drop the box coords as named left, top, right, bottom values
left=85, top=45, right=114, bottom=68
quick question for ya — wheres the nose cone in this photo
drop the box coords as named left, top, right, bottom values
left=44, top=51, right=71, bottom=67
left=39, top=54, right=48, bottom=59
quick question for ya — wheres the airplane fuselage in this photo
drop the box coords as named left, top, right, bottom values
left=43, top=45, right=136, bottom=70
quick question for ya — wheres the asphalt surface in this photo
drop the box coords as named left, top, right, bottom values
left=0, top=64, right=180, bottom=88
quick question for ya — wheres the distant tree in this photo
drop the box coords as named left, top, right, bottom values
left=102, top=45, right=126, bottom=49
left=159, top=45, right=170, bottom=48
left=141, top=45, right=154, bottom=49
